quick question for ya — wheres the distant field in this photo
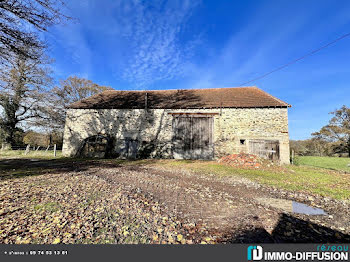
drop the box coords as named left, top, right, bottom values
left=295, top=156, right=350, bottom=172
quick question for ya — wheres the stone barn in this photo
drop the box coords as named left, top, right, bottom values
left=62, top=86, right=291, bottom=164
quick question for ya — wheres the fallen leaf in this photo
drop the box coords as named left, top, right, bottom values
left=52, top=238, right=61, bottom=244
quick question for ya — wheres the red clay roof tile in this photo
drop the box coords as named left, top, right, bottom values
left=67, top=86, right=291, bottom=109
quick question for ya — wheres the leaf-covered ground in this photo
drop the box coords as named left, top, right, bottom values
left=0, top=172, right=214, bottom=244
left=0, top=158, right=349, bottom=244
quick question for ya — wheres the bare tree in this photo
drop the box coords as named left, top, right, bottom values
left=47, top=76, right=111, bottom=129
left=0, top=46, right=52, bottom=145
left=0, top=0, right=69, bottom=61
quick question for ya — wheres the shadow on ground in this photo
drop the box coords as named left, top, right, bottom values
left=0, top=158, right=123, bottom=180
left=221, top=214, right=350, bottom=243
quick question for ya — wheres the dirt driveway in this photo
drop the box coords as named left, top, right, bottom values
left=1, top=158, right=349, bottom=243
left=86, top=162, right=350, bottom=243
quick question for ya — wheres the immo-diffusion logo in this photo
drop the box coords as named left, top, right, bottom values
left=247, top=244, right=348, bottom=261
left=247, top=245, right=263, bottom=261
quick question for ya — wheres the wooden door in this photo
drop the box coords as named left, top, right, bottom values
left=172, top=116, right=214, bottom=159
left=249, top=140, right=280, bottom=161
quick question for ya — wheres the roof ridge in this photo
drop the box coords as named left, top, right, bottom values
left=101, top=86, right=257, bottom=92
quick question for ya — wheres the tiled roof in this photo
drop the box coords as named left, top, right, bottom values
left=67, top=86, right=291, bottom=109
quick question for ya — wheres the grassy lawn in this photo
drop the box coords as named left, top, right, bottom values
left=0, top=149, right=63, bottom=159
left=294, top=156, right=350, bottom=172
left=123, top=159, right=350, bottom=200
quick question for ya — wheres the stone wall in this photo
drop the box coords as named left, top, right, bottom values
left=62, top=107, right=290, bottom=164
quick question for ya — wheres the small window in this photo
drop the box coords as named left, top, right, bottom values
left=240, top=139, right=246, bottom=145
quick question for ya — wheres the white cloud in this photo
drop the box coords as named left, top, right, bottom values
left=118, top=0, right=201, bottom=88
left=48, top=0, right=202, bottom=87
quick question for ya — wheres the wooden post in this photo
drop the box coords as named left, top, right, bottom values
left=25, top=144, right=30, bottom=155
left=45, top=145, right=50, bottom=152
left=54, top=144, right=57, bottom=157
left=35, top=146, right=40, bottom=152
left=291, top=149, right=295, bottom=164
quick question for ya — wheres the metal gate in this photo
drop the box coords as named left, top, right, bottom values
left=249, top=140, right=280, bottom=161
left=172, top=116, right=214, bottom=159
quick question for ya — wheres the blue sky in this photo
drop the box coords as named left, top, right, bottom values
left=46, top=0, right=350, bottom=140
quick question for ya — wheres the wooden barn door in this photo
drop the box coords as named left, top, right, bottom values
left=172, top=116, right=214, bottom=159
left=249, top=140, right=280, bottom=161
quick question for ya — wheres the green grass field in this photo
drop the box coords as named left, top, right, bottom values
left=295, top=156, right=350, bottom=172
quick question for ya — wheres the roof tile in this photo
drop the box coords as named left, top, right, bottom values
left=67, top=86, right=291, bottom=109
